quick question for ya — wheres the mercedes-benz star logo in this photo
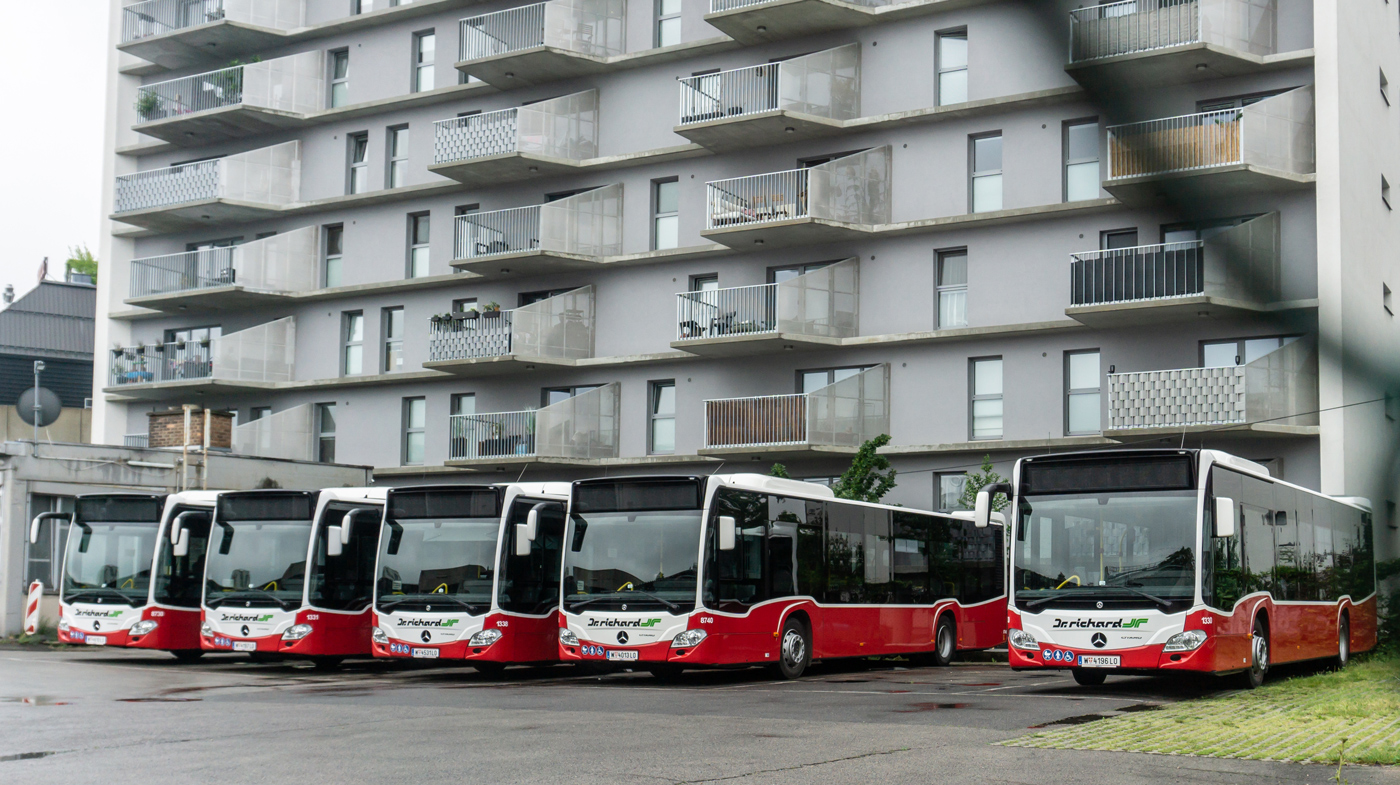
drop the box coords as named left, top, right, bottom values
left=93, top=621, right=101, bottom=631
left=1091, top=632, right=1108, bottom=648
left=420, top=630, right=432, bottom=644
left=241, top=625, right=250, bottom=637
left=1095, top=601, right=1104, bottom=609
left=616, top=631, right=629, bottom=645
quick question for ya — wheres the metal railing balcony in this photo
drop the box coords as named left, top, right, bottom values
left=134, top=52, right=323, bottom=123
left=706, top=146, right=890, bottom=230
left=704, top=364, right=888, bottom=450
left=433, top=90, right=597, bottom=165
left=678, top=43, right=860, bottom=125
left=107, top=317, right=296, bottom=387
left=114, top=141, right=300, bottom=214
left=122, top=0, right=305, bottom=43
left=676, top=258, right=858, bottom=341
left=448, top=382, right=620, bottom=461
left=233, top=403, right=314, bottom=461
left=429, top=286, right=595, bottom=362
left=453, top=184, right=622, bottom=261
left=1069, top=0, right=1276, bottom=64
left=123, top=434, right=151, bottom=448
left=458, top=0, right=625, bottom=62
left=128, top=226, right=319, bottom=299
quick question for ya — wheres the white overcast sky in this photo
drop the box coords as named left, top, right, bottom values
left=0, top=4, right=111, bottom=301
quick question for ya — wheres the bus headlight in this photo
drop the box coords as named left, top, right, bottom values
left=58, top=618, right=70, bottom=632
left=1008, top=629, right=1040, bottom=650
left=281, top=624, right=313, bottom=641
left=372, top=627, right=389, bottom=645
left=200, top=621, right=213, bottom=637
left=559, top=628, right=579, bottom=646
left=1163, top=630, right=1207, bottom=652
left=130, top=620, right=159, bottom=636
left=469, top=629, right=502, bottom=647
left=671, top=629, right=707, bottom=648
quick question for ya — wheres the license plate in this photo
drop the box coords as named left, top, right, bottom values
left=1078, top=655, right=1120, bottom=668
left=233, top=641, right=257, bottom=652
left=84, top=636, right=107, bottom=646
left=411, top=648, right=439, bottom=659
left=606, top=650, right=639, bottom=662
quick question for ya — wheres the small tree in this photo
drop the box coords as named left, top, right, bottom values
left=768, top=463, right=791, bottom=479
left=831, top=434, right=896, bottom=503
left=66, top=245, right=98, bottom=284
left=958, top=454, right=1009, bottom=512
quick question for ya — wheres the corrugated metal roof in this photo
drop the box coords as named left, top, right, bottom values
left=0, top=281, right=95, bottom=359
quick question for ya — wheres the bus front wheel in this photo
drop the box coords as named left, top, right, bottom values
left=771, top=617, right=811, bottom=680
left=1071, top=668, right=1107, bottom=686
left=1241, top=617, right=1269, bottom=689
left=1336, top=614, right=1350, bottom=669
left=473, top=662, right=507, bottom=677
left=170, top=650, right=204, bottom=663
left=932, top=616, right=956, bottom=667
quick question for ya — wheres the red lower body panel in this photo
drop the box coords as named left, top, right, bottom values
left=128, top=608, right=203, bottom=653
left=371, top=614, right=557, bottom=664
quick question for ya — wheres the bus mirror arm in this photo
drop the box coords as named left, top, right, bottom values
left=172, top=529, right=190, bottom=558
left=718, top=516, right=737, bottom=551
left=1214, top=497, right=1236, bottom=538
left=974, top=483, right=1012, bottom=528
left=326, top=527, right=343, bottom=557
left=515, top=524, right=532, bottom=556
left=29, top=512, right=71, bottom=545
left=343, top=508, right=378, bottom=545
left=169, top=510, right=202, bottom=545
left=526, top=504, right=549, bottom=542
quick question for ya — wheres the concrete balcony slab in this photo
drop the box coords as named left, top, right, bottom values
left=1104, top=164, right=1315, bottom=207
left=1067, top=45, right=1314, bottom=91
left=423, top=354, right=577, bottom=376
left=102, top=378, right=280, bottom=401
left=454, top=48, right=610, bottom=88
left=701, top=216, right=869, bottom=249
left=675, top=110, right=844, bottom=152
left=119, top=22, right=288, bottom=71
left=124, top=286, right=297, bottom=314
left=133, top=104, right=306, bottom=145
left=672, top=332, right=842, bottom=357
left=428, top=152, right=581, bottom=187
left=110, top=199, right=287, bottom=233
left=697, top=443, right=859, bottom=461
left=704, top=0, right=986, bottom=45
left=1066, top=296, right=1317, bottom=328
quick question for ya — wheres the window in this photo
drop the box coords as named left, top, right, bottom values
left=316, top=404, right=337, bottom=462
left=518, top=288, right=572, bottom=307
left=402, top=397, right=426, bottom=465
left=649, top=380, right=676, bottom=454
left=330, top=50, right=350, bottom=108
left=407, top=212, right=430, bottom=278
left=387, top=126, right=409, bottom=189
left=691, top=274, right=718, bottom=292
left=164, top=325, right=221, bottom=346
left=768, top=262, right=832, bottom=283
left=452, top=297, right=478, bottom=314
left=348, top=132, right=369, bottom=195
left=542, top=385, right=600, bottom=406
left=799, top=366, right=868, bottom=393
left=323, top=224, right=344, bottom=288
left=937, top=473, right=967, bottom=512
left=25, top=494, right=74, bottom=588
left=249, top=406, right=271, bottom=421
left=936, top=30, right=968, bottom=106
left=413, top=31, right=435, bottom=92
left=652, top=178, right=679, bottom=250
left=1201, top=335, right=1300, bottom=368
left=342, top=312, right=364, bottom=375
left=1101, top=228, right=1139, bottom=249
left=383, top=307, right=404, bottom=372
left=451, top=392, right=476, bottom=416
left=936, top=249, right=967, bottom=329
left=655, top=0, right=681, bottom=47
left=970, top=357, right=1003, bottom=440
left=970, top=133, right=1002, bottom=213
left=1064, top=119, right=1100, bottom=202
left=1065, top=350, right=1101, bottom=435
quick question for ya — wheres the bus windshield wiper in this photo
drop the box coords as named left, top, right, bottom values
left=1023, top=585, right=1173, bottom=611
left=209, top=589, right=292, bottom=610
left=1104, top=583, right=1174, bottom=610
left=65, top=587, right=137, bottom=604
left=567, top=591, right=679, bottom=612
left=378, top=595, right=482, bottom=614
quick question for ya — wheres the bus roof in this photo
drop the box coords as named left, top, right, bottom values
left=386, top=482, right=568, bottom=498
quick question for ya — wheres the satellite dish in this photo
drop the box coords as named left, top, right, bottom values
left=18, top=387, right=61, bottom=428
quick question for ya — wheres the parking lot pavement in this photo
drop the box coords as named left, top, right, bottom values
left=2, top=647, right=1395, bottom=784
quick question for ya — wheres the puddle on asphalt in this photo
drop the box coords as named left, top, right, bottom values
left=961, top=682, right=1001, bottom=687
left=117, top=697, right=202, bottom=703
left=1, top=751, right=59, bottom=763
left=0, top=696, right=70, bottom=706
left=1118, top=703, right=1163, bottom=713
left=1028, top=704, right=1160, bottom=728
left=894, top=702, right=972, bottom=713
left=824, top=679, right=873, bottom=684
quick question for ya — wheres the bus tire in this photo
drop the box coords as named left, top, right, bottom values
left=1241, top=616, right=1269, bottom=689
left=311, top=656, right=343, bottom=671
left=773, top=616, right=811, bottom=680
left=649, top=664, right=684, bottom=681
left=1336, top=614, right=1350, bottom=669
left=1071, top=668, right=1107, bottom=686
left=171, top=650, right=204, bottom=662
left=932, top=616, right=956, bottom=667
left=473, top=662, right=507, bottom=677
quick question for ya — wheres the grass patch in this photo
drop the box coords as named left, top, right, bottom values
left=1000, top=655, right=1400, bottom=765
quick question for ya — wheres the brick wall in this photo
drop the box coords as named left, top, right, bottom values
left=147, top=408, right=234, bottom=449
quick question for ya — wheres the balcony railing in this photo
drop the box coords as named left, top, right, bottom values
left=708, top=0, right=891, bottom=11
left=108, top=317, right=296, bottom=387
left=122, top=0, right=305, bottom=43
left=429, top=286, right=595, bottom=362
left=433, top=90, right=597, bottom=165
left=1069, top=0, right=1276, bottom=64
left=123, top=434, right=151, bottom=448
left=676, top=258, right=858, bottom=340
left=114, top=141, right=300, bottom=213
left=704, top=364, right=888, bottom=449
left=706, top=146, right=890, bottom=230
left=134, top=52, right=323, bottom=123
left=678, top=44, right=860, bottom=125
left=453, top=184, right=622, bottom=260
left=233, top=403, right=314, bottom=461
left=129, top=226, right=319, bottom=299
left=458, top=0, right=625, bottom=62
left=448, top=382, right=619, bottom=461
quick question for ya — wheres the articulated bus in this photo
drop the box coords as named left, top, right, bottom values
left=558, top=474, right=1007, bottom=679
left=200, top=488, right=386, bottom=665
left=988, top=449, right=1377, bottom=687
left=32, top=492, right=220, bottom=659
left=371, top=483, right=570, bottom=674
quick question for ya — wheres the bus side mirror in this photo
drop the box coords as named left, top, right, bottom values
left=718, top=516, right=737, bottom=551
left=525, top=508, right=540, bottom=542
left=973, top=492, right=992, bottom=528
left=515, top=524, right=532, bottom=556
left=343, top=508, right=379, bottom=545
left=172, top=529, right=190, bottom=558
left=990, top=511, right=1005, bottom=526
left=170, top=518, right=183, bottom=545
left=326, top=526, right=343, bottom=557
left=29, top=512, right=70, bottom=545
left=1214, top=497, right=1236, bottom=538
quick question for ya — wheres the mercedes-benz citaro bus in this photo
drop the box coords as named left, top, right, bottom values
left=200, top=488, right=387, bottom=666
left=371, top=483, right=570, bottom=674
left=984, top=449, right=1377, bottom=688
left=558, top=474, right=1008, bottom=680
left=31, top=491, right=220, bottom=659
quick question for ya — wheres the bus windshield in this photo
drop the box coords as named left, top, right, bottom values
left=375, top=516, right=500, bottom=615
left=204, top=519, right=311, bottom=609
left=62, top=522, right=158, bottom=606
left=563, top=510, right=702, bottom=614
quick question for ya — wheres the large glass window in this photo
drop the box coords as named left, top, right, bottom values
left=383, top=306, right=405, bottom=373
left=937, top=30, right=968, bottom=106
left=971, top=133, right=1003, bottom=213
left=655, top=0, right=681, bottom=47
left=407, top=213, right=429, bottom=278
left=937, top=473, right=967, bottom=512
left=497, top=500, right=566, bottom=614
left=25, top=495, right=73, bottom=589
left=330, top=50, right=349, bottom=107
left=61, top=519, right=158, bottom=606
left=936, top=249, right=967, bottom=329
left=649, top=380, right=676, bottom=454
left=970, top=357, right=1003, bottom=439
left=414, top=31, right=435, bottom=92
left=563, top=505, right=701, bottom=614
left=342, top=312, right=364, bottom=376
left=323, top=224, right=344, bottom=288
left=348, top=132, right=369, bottom=194
left=652, top=179, right=679, bottom=250
left=1065, top=350, right=1101, bottom=435
left=205, top=518, right=313, bottom=608
left=402, top=397, right=425, bottom=465
left=1064, top=120, right=1100, bottom=202
left=151, top=509, right=210, bottom=608
left=377, top=491, right=502, bottom=615
left=387, top=126, right=409, bottom=189
left=1202, top=335, right=1301, bottom=368
left=307, top=505, right=380, bottom=611
left=316, top=403, right=336, bottom=463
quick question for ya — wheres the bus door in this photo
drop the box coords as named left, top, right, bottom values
left=497, top=497, right=566, bottom=659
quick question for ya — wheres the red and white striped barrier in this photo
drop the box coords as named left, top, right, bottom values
left=25, top=581, right=43, bottom=635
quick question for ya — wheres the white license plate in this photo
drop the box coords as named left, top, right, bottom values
left=411, top=648, right=439, bottom=659
left=233, top=641, right=257, bottom=652
left=606, top=650, right=639, bottom=662
left=1078, top=655, right=1120, bottom=668
left=84, top=636, right=107, bottom=646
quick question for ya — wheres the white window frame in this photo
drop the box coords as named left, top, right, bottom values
left=936, top=30, right=968, bottom=107
left=970, top=356, right=1003, bottom=440
left=402, top=397, right=426, bottom=465
left=348, top=132, right=369, bottom=195
left=343, top=311, right=364, bottom=376
left=649, top=379, right=676, bottom=454
left=317, top=403, right=337, bottom=462
left=936, top=248, right=967, bottom=329
left=1064, top=349, right=1102, bottom=436
left=407, top=212, right=430, bottom=278
left=382, top=306, right=404, bottom=373
left=323, top=224, right=344, bottom=288
left=970, top=132, right=1003, bottom=213
left=387, top=126, right=409, bottom=189
left=652, top=178, right=679, bottom=250
left=414, top=30, right=436, bottom=93
left=330, top=50, right=350, bottom=108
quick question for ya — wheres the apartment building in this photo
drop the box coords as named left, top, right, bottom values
left=99, top=0, right=1398, bottom=561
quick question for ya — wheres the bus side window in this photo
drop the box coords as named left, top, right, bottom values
left=825, top=502, right=865, bottom=604
left=795, top=502, right=825, bottom=599
left=1241, top=475, right=1276, bottom=598
left=498, top=502, right=565, bottom=614
left=768, top=496, right=803, bottom=600
left=892, top=511, right=931, bottom=605
left=1208, top=466, right=1244, bottom=610
left=711, top=489, right=767, bottom=610
left=1271, top=484, right=1299, bottom=601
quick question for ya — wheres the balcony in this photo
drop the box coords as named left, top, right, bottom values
left=1104, top=86, right=1313, bottom=205
left=1067, top=0, right=1286, bottom=89
left=126, top=226, right=318, bottom=312
left=133, top=52, right=323, bottom=144
left=673, top=258, right=858, bottom=356
left=233, top=403, right=314, bottom=461
left=701, top=364, right=888, bottom=458
left=430, top=91, right=597, bottom=186
left=119, top=0, right=306, bottom=70
left=451, top=185, right=622, bottom=277
left=455, top=0, right=625, bottom=87
left=1106, top=338, right=1317, bottom=436
left=425, top=286, right=595, bottom=375
left=1067, top=212, right=1282, bottom=326
left=702, top=147, right=889, bottom=249
left=105, top=317, right=296, bottom=400
left=704, top=0, right=945, bottom=45
left=112, top=141, right=301, bottom=232
left=447, top=383, right=620, bottom=466
left=675, top=44, right=859, bottom=151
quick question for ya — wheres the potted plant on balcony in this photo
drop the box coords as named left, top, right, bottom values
left=481, top=302, right=502, bottom=319
left=135, top=91, right=162, bottom=121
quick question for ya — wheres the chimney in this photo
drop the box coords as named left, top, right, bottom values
left=2, top=284, right=12, bottom=305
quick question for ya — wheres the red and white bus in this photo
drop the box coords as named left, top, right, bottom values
left=200, top=488, right=386, bottom=666
left=989, top=449, right=1377, bottom=687
left=33, top=491, right=220, bottom=659
left=557, top=474, right=1007, bottom=679
left=371, top=483, right=569, bottom=674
